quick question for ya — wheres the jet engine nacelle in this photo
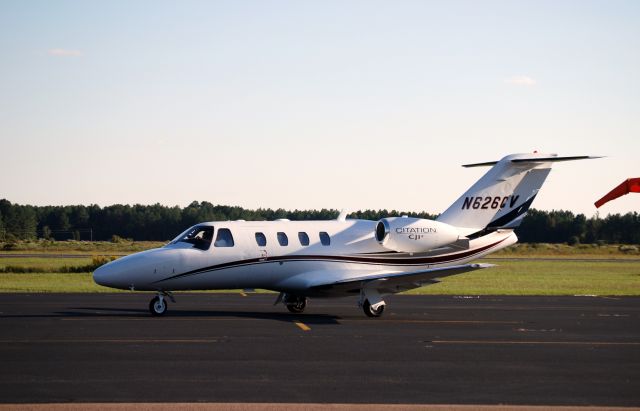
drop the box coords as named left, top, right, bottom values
left=375, top=217, right=460, bottom=253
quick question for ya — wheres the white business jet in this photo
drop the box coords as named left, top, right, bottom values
left=93, top=152, right=596, bottom=317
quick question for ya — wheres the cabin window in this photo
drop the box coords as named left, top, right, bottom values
left=319, top=231, right=330, bottom=246
left=277, top=232, right=288, bottom=246
left=171, top=225, right=213, bottom=251
left=214, top=228, right=235, bottom=247
left=298, top=232, right=310, bottom=246
left=255, top=232, right=267, bottom=247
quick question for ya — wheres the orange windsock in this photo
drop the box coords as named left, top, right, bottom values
left=595, top=178, right=640, bottom=208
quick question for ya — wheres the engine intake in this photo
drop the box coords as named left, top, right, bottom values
left=375, top=217, right=460, bottom=253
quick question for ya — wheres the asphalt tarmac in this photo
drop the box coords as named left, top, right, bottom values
left=0, top=294, right=638, bottom=406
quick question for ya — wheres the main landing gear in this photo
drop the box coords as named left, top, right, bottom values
left=286, top=295, right=307, bottom=314
left=149, top=291, right=175, bottom=316
left=362, top=299, right=385, bottom=317
left=359, top=288, right=386, bottom=318
left=275, top=293, right=308, bottom=314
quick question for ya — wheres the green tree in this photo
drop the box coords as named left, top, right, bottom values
left=4, top=205, right=38, bottom=240
left=42, top=225, right=52, bottom=240
left=0, top=210, right=4, bottom=240
left=0, top=198, right=638, bottom=245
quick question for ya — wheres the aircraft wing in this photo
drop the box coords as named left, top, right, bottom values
left=307, top=263, right=494, bottom=295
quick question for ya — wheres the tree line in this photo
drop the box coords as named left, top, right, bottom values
left=0, top=199, right=638, bottom=244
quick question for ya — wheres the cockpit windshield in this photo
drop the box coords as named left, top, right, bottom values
left=170, top=225, right=214, bottom=251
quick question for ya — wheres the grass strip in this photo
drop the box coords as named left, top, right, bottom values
left=0, top=273, right=274, bottom=294
left=1, top=260, right=639, bottom=295
left=407, top=260, right=640, bottom=295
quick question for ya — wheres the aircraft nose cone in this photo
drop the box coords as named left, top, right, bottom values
left=92, top=248, right=177, bottom=290
left=93, top=263, right=112, bottom=287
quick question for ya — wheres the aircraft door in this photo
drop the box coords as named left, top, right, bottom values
left=254, top=232, right=268, bottom=261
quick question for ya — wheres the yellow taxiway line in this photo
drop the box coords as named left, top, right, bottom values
left=293, top=320, right=311, bottom=331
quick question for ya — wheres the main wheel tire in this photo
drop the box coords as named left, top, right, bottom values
left=363, top=299, right=385, bottom=317
left=149, top=296, right=168, bottom=316
left=286, top=297, right=307, bottom=314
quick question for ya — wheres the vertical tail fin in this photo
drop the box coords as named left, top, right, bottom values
left=437, top=153, right=597, bottom=236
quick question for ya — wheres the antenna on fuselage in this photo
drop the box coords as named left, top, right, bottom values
left=337, top=209, right=349, bottom=221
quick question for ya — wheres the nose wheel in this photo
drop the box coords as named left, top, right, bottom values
left=149, top=295, right=167, bottom=316
left=149, top=292, right=174, bottom=316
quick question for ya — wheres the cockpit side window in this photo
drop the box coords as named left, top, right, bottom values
left=171, top=225, right=214, bottom=251
left=214, top=228, right=235, bottom=247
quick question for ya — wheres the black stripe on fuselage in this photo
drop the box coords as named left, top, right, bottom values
left=152, top=237, right=509, bottom=284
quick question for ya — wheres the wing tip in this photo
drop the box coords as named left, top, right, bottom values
left=472, top=263, right=496, bottom=269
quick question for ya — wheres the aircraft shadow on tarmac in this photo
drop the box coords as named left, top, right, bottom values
left=50, top=307, right=342, bottom=325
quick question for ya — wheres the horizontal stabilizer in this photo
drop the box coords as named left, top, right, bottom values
left=462, top=161, right=499, bottom=168
left=511, top=155, right=602, bottom=163
left=463, top=155, right=601, bottom=168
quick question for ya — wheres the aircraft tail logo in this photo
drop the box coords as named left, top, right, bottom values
left=437, top=153, right=597, bottom=237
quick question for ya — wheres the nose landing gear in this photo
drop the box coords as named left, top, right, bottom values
left=149, top=295, right=167, bottom=316
left=149, top=291, right=175, bottom=316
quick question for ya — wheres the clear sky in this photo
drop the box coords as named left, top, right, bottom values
left=1, top=0, right=638, bottom=217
